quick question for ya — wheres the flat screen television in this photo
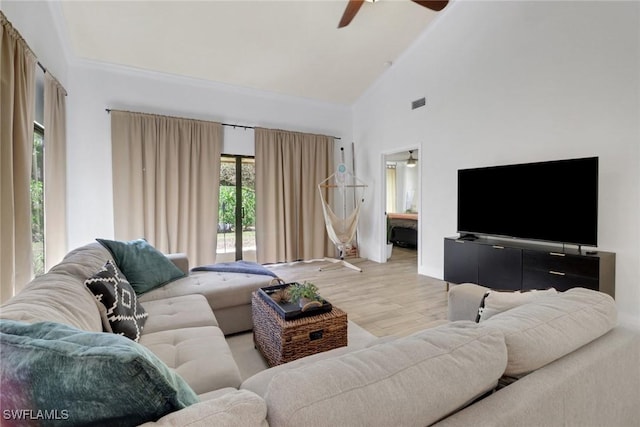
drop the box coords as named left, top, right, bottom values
left=457, top=157, right=598, bottom=246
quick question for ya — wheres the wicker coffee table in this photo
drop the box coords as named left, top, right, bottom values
left=251, top=291, right=348, bottom=367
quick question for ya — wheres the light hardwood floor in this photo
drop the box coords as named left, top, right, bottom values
left=267, top=247, right=449, bottom=338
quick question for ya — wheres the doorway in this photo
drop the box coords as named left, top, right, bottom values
left=384, top=149, right=419, bottom=266
left=217, top=155, right=256, bottom=262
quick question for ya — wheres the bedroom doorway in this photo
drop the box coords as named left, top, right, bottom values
left=384, top=149, right=419, bottom=267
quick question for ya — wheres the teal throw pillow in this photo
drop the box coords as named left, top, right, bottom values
left=96, top=238, right=186, bottom=295
left=0, top=320, right=198, bottom=427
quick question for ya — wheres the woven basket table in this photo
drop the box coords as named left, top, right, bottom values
left=251, top=291, right=348, bottom=367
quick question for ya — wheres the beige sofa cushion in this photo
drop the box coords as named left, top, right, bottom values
left=165, top=253, right=189, bottom=275
left=482, top=287, right=617, bottom=376
left=0, top=243, right=114, bottom=332
left=141, top=389, right=268, bottom=427
left=197, top=387, right=238, bottom=401
left=0, top=272, right=103, bottom=332
left=448, top=283, right=490, bottom=322
left=139, top=271, right=274, bottom=311
left=140, top=326, right=242, bottom=394
left=141, top=294, right=218, bottom=334
left=139, top=272, right=275, bottom=335
left=250, top=322, right=506, bottom=427
left=431, top=326, right=640, bottom=427
left=242, top=334, right=376, bottom=396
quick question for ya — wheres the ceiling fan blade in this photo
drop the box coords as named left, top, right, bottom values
left=338, top=0, right=366, bottom=28
left=411, top=0, right=449, bottom=12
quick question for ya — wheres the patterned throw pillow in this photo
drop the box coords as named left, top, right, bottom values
left=85, top=260, right=149, bottom=341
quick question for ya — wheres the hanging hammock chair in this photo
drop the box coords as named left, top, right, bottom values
left=317, top=166, right=367, bottom=272
left=320, top=198, right=362, bottom=249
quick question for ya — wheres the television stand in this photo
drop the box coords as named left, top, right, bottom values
left=443, top=236, right=615, bottom=298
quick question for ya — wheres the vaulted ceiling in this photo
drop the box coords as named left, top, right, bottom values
left=58, top=0, right=445, bottom=104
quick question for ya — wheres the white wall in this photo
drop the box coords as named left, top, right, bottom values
left=65, top=60, right=352, bottom=249
left=2, top=1, right=69, bottom=86
left=353, top=1, right=640, bottom=326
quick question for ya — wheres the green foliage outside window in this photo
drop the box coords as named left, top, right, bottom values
left=30, top=180, right=43, bottom=241
left=219, top=161, right=255, bottom=188
left=218, top=186, right=256, bottom=231
left=32, top=125, right=45, bottom=276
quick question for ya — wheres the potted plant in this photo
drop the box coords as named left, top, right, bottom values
left=287, top=281, right=320, bottom=308
left=386, top=214, right=393, bottom=260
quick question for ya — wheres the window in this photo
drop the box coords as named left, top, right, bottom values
left=31, top=122, right=45, bottom=276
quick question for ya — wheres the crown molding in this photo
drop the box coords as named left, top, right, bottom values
left=74, top=56, right=352, bottom=113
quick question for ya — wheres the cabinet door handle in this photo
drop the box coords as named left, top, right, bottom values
left=455, top=240, right=465, bottom=244
left=493, top=245, right=504, bottom=249
left=549, top=270, right=566, bottom=276
left=549, top=252, right=566, bottom=257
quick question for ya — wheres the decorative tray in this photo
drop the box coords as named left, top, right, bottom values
left=257, top=282, right=333, bottom=320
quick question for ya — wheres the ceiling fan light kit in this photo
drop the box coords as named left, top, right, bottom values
left=407, top=151, right=417, bottom=167
left=338, top=0, right=449, bottom=28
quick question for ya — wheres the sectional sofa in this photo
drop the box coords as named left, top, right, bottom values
left=1, top=242, right=639, bottom=426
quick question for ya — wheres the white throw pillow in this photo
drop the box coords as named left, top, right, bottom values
left=477, top=288, right=557, bottom=322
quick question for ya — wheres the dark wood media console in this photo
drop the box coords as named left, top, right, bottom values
left=443, top=236, right=615, bottom=298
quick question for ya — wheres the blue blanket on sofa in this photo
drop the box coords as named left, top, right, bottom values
left=191, top=260, right=278, bottom=278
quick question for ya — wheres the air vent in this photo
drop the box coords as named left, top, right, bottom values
left=411, top=97, right=426, bottom=110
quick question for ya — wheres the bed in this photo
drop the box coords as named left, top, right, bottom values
left=388, top=213, right=418, bottom=248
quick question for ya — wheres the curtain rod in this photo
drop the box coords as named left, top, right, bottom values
left=37, top=61, right=68, bottom=96
left=105, top=108, right=341, bottom=140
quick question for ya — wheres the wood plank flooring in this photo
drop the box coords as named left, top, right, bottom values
left=267, top=247, right=449, bottom=338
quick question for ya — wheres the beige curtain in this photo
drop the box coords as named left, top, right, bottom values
left=110, top=111, right=223, bottom=267
left=43, top=73, right=67, bottom=271
left=255, top=128, right=334, bottom=264
left=0, top=12, right=36, bottom=303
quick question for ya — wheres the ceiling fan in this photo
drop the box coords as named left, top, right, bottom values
left=338, top=0, right=449, bottom=28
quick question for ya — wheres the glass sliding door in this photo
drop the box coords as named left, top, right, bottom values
left=217, top=155, right=256, bottom=262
